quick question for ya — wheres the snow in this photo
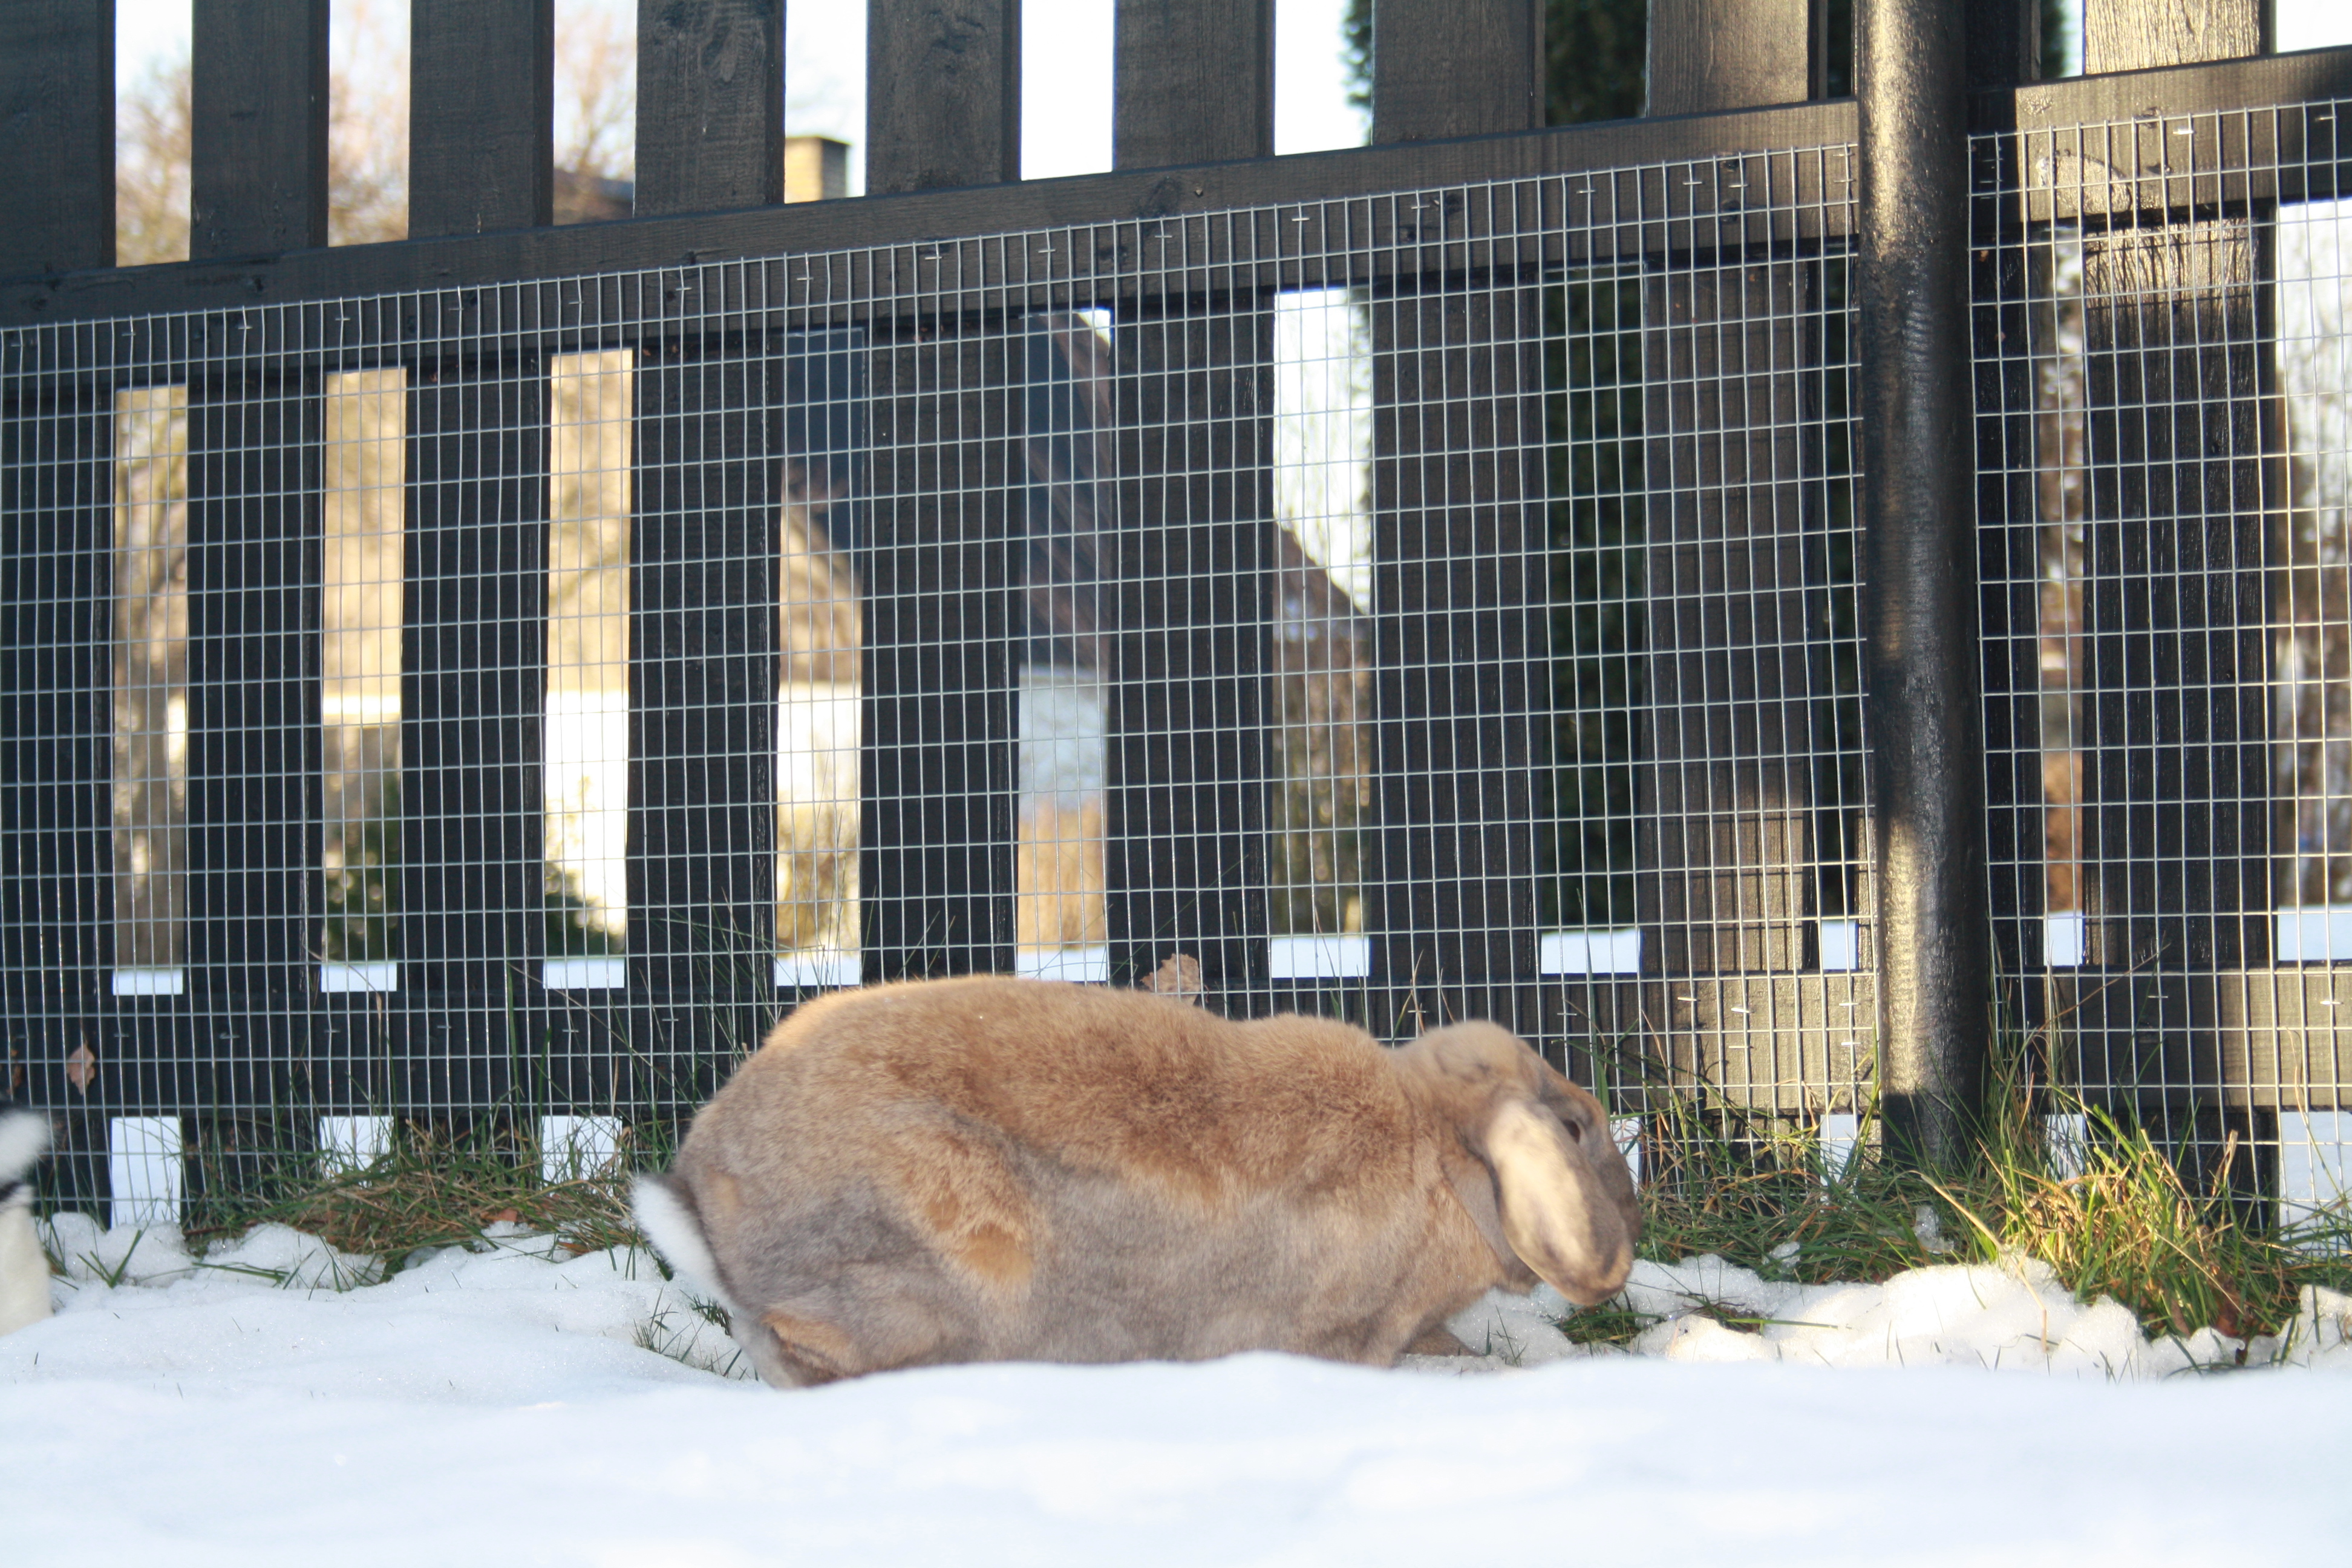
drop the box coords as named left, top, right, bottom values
left=5, top=1219, right=2352, bottom=1566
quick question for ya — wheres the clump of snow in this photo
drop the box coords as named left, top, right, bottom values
left=1592, top=1251, right=2352, bottom=1378
left=1437, top=1282, right=1591, bottom=1368
left=1419, top=1253, right=2352, bottom=1379
left=2281, top=1284, right=2352, bottom=1367
left=40, top=1212, right=196, bottom=1285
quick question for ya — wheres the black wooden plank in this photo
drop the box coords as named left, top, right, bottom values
left=866, top=0, right=1021, bottom=194
left=0, top=390, right=113, bottom=1025
left=1631, top=14, right=1827, bottom=982
left=1645, top=0, right=1812, bottom=117
left=2207, top=970, right=2352, bottom=1111
left=628, top=337, right=780, bottom=1025
left=184, top=373, right=322, bottom=1048
left=1, top=98, right=1870, bottom=328
left=1114, top=0, right=1273, bottom=169
left=1965, top=0, right=2044, bottom=90
left=2076, top=223, right=2273, bottom=972
left=1365, top=281, right=1549, bottom=1039
left=0, top=2, right=114, bottom=276
left=2070, top=0, right=2274, bottom=978
left=410, top=0, right=554, bottom=237
left=190, top=0, right=330, bottom=258
left=1555, top=972, right=1877, bottom=1114
left=1370, top=0, right=1542, bottom=145
left=1636, top=260, right=1821, bottom=975
left=860, top=325, right=1019, bottom=979
left=399, top=351, right=548, bottom=1108
left=2082, top=0, right=2265, bottom=74
left=636, top=0, right=783, bottom=215
left=1100, top=304, right=1276, bottom=1007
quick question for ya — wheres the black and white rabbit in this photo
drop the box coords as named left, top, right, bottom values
left=0, top=1103, right=52, bottom=1335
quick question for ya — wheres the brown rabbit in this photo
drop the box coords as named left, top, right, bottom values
left=633, top=976, right=1639, bottom=1387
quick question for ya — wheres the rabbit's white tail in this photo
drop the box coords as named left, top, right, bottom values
left=633, top=1173, right=737, bottom=1312
left=0, top=1107, right=53, bottom=1336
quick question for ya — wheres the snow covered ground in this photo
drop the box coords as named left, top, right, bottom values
left=4, top=1219, right=2350, bottom=1567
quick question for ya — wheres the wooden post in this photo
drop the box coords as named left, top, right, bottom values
left=2076, top=1, right=2272, bottom=976
left=866, top=0, right=1021, bottom=193
left=1370, top=0, right=1541, bottom=145
left=1366, top=278, right=1550, bottom=1038
left=629, top=341, right=780, bottom=1059
left=1114, top=0, right=1273, bottom=169
left=1103, top=304, right=1278, bottom=1005
left=1635, top=3, right=1821, bottom=979
left=636, top=0, right=783, bottom=215
left=0, top=2, right=114, bottom=275
left=1644, top=0, right=1812, bottom=115
left=1103, top=10, right=1277, bottom=1006
left=1360, top=1, right=1548, bottom=1037
left=190, top=0, right=330, bottom=258
left=400, top=352, right=549, bottom=1109
left=410, top=0, right=554, bottom=237
left=0, top=389, right=114, bottom=1103
left=185, top=371, right=322, bottom=1088
left=861, top=330, right=1020, bottom=980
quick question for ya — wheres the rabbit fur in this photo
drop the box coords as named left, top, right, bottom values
left=635, top=976, right=1639, bottom=1387
left=0, top=1105, right=53, bottom=1337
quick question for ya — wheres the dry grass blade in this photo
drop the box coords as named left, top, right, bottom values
left=181, top=1126, right=648, bottom=1266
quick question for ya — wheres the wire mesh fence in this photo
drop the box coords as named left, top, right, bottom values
left=4, top=91, right=2348, bottom=1227
left=1973, top=93, right=2352, bottom=1220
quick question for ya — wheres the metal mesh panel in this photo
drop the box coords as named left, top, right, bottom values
left=1974, top=96, right=2352, bottom=1209
left=0, top=149, right=1869, bottom=1206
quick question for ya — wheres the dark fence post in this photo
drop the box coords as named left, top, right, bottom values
left=0, top=380, right=114, bottom=1176
left=1368, top=0, right=1541, bottom=143
left=2069, top=1, right=2272, bottom=1151
left=861, top=326, right=1020, bottom=981
left=636, top=0, right=784, bottom=215
left=2078, top=4, right=2273, bottom=978
left=629, top=335, right=781, bottom=1083
left=401, top=350, right=549, bottom=1115
left=1636, top=2, right=1821, bottom=998
left=1113, top=1, right=1273, bottom=169
left=409, top=0, right=554, bottom=237
left=866, top=0, right=1022, bottom=194
left=1104, top=292, right=1279, bottom=1009
left=186, top=367, right=322, bottom=1111
left=1102, top=12, right=1278, bottom=1010
left=190, top=0, right=330, bottom=259
left=1366, top=269, right=1551, bottom=1041
left=1363, top=2, right=1548, bottom=1041
left=1644, top=0, right=1812, bottom=115
left=1857, top=0, right=1988, bottom=1166
left=0, top=3, right=113, bottom=276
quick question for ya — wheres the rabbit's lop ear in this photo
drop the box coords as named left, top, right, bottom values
left=1483, top=1098, right=1635, bottom=1306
